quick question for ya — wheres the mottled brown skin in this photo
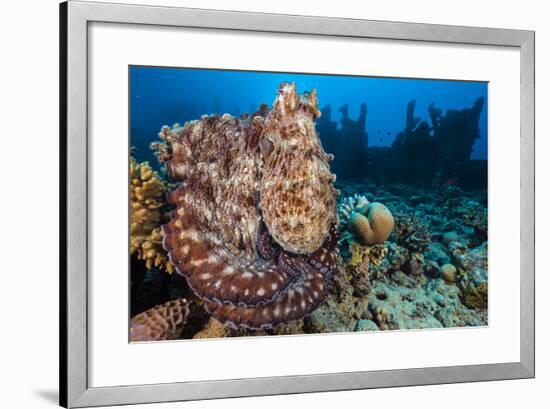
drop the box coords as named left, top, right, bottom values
left=159, top=83, right=339, bottom=330
left=260, top=83, right=336, bottom=254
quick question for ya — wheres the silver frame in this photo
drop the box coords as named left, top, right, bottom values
left=60, top=1, right=535, bottom=407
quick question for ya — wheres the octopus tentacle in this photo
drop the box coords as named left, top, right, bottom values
left=256, top=229, right=280, bottom=260
left=164, top=225, right=292, bottom=308
left=204, top=260, right=329, bottom=330
left=163, top=188, right=295, bottom=308
left=277, top=252, right=303, bottom=278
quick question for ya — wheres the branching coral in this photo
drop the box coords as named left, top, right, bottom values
left=130, top=158, right=175, bottom=273
left=338, top=194, right=370, bottom=222
left=339, top=194, right=394, bottom=245
left=130, top=299, right=190, bottom=342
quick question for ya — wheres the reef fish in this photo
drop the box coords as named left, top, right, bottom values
left=156, top=83, right=340, bottom=330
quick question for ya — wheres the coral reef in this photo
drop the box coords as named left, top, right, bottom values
left=338, top=194, right=395, bottom=245
left=156, top=83, right=339, bottom=330
left=129, top=180, right=488, bottom=339
left=315, top=182, right=487, bottom=333
left=130, top=299, right=190, bottom=342
left=130, top=158, right=174, bottom=273
left=129, top=82, right=489, bottom=340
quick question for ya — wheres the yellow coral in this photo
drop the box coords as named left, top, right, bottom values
left=193, top=318, right=231, bottom=339
left=349, top=242, right=387, bottom=274
left=348, top=202, right=394, bottom=245
left=130, top=158, right=174, bottom=273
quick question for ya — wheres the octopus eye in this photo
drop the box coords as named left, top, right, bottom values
left=259, top=138, right=274, bottom=155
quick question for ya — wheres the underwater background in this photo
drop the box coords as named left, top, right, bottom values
left=129, top=66, right=488, bottom=340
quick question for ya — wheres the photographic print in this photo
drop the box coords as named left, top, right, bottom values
left=129, top=66, right=488, bottom=341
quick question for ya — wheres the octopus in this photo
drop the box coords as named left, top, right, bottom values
left=156, top=82, right=340, bottom=330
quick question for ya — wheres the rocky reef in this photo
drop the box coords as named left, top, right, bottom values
left=129, top=82, right=488, bottom=341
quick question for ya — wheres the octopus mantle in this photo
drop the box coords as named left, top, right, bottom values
left=159, top=83, right=339, bottom=329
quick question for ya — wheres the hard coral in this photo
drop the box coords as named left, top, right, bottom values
left=441, top=263, right=457, bottom=283
left=346, top=242, right=387, bottom=296
left=193, top=318, right=231, bottom=339
left=130, top=158, right=174, bottom=273
left=130, top=299, right=190, bottom=342
left=156, top=83, right=339, bottom=330
left=392, top=212, right=431, bottom=253
left=461, top=282, right=488, bottom=310
left=339, top=194, right=394, bottom=245
left=452, top=242, right=488, bottom=310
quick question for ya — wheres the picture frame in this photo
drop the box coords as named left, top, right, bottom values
left=60, top=1, right=535, bottom=407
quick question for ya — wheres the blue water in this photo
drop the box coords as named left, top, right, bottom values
left=130, top=65, right=487, bottom=162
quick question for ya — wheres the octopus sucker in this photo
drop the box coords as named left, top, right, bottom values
left=158, top=82, right=339, bottom=330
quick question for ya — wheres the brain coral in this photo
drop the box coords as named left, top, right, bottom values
left=156, top=82, right=339, bottom=330
left=441, top=263, right=457, bottom=283
left=130, top=298, right=190, bottom=342
left=130, top=158, right=174, bottom=273
left=339, top=194, right=394, bottom=245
